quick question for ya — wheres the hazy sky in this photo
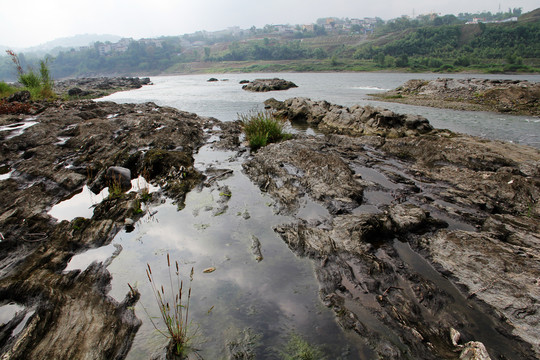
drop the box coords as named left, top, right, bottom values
left=1, top=0, right=538, bottom=48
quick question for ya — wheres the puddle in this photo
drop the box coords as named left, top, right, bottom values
left=0, top=117, right=38, bottom=140
left=54, top=137, right=70, bottom=146
left=64, top=243, right=121, bottom=272
left=296, top=195, right=331, bottom=223
left=350, top=164, right=401, bottom=190
left=0, top=303, right=25, bottom=325
left=12, top=310, right=35, bottom=337
left=48, top=177, right=160, bottom=222
left=48, top=185, right=108, bottom=221
left=104, top=144, right=366, bottom=359
left=0, top=171, right=13, bottom=181
left=393, top=240, right=522, bottom=360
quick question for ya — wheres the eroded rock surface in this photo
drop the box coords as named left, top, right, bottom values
left=0, top=100, right=211, bottom=359
left=244, top=98, right=540, bottom=359
left=265, top=97, right=433, bottom=137
left=374, top=78, right=540, bottom=116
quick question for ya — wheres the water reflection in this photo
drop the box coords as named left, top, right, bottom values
left=105, top=145, right=365, bottom=359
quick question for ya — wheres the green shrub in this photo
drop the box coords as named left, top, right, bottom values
left=5, top=50, right=56, bottom=100
left=239, top=110, right=291, bottom=150
left=0, top=81, right=18, bottom=98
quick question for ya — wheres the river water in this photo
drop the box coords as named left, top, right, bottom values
left=103, top=72, right=540, bottom=148
left=65, top=72, right=539, bottom=359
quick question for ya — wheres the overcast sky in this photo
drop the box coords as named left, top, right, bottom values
left=1, top=0, right=538, bottom=48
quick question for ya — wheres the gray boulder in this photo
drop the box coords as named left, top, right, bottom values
left=106, top=166, right=132, bottom=191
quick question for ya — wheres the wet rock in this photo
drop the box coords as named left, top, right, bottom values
left=242, top=78, right=298, bottom=92
left=459, top=342, right=491, bottom=360
left=67, top=87, right=92, bottom=97
left=54, top=77, right=152, bottom=99
left=250, top=235, right=263, bottom=262
left=7, top=91, right=31, bottom=103
left=0, top=99, right=208, bottom=359
left=244, top=101, right=540, bottom=358
left=265, top=97, right=433, bottom=137
left=243, top=138, right=363, bottom=214
left=388, top=203, right=444, bottom=233
left=376, top=78, right=540, bottom=116
left=422, top=229, right=540, bottom=356
left=106, top=166, right=132, bottom=191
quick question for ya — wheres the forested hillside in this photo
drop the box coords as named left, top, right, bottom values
left=0, top=8, right=538, bottom=80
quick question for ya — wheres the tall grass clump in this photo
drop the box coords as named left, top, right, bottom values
left=6, top=50, right=56, bottom=100
left=239, top=110, right=291, bottom=150
left=142, top=253, right=196, bottom=359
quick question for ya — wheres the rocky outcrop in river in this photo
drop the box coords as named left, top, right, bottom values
left=241, top=78, right=298, bottom=92
left=246, top=97, right=540, bottom=359
left=54, top=77, right=152, bottom=98
left=265, top=97, right=433, bottom=137
left=373, top=78, right=540, bottom=116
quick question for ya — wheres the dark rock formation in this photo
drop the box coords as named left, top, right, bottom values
left=7, top=91, right=31, bottom=103
left=242, top=78, right=298, bottom=92
left=106, top=166, right=132, bottom=191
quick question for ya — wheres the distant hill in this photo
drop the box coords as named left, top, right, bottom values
left=24, top=34, right=123, bottom=53
left=519, top=7, right=540, bottom=22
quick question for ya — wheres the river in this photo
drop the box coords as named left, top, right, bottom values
left=102, top=72, right=540, bottom=148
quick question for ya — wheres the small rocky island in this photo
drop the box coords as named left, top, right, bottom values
left=241, top=78, right=298, bottom=92
left=0, top=79, right=539, bottom=359
left=54, top=76, right=152, bottom=98
left=373, top=78, right=540, bottom=116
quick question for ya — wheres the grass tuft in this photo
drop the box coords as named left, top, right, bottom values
left=239, top=110, right=291, bottom=150
left=137, top=254, right=197, bottom=359
left=281, top=333, right=327, bottom=360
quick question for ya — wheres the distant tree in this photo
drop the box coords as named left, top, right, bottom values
left=395, top=54, right=409, bottom=67
left=313, top=25, right=327, bottom=36
left=313, top=48, right=327, bottom=59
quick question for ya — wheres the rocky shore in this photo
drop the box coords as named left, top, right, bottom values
left=54, top=77, right=152, bottom=98
left=0, top=84, right=539, bottom=359
left=0, top=98, right=212, bottom=359
left=373, top=78, right=540, bottom=116
left=257, top=97, right=540, bottom=359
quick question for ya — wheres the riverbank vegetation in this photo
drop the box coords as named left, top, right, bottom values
left=3, top=50, right=56, bottom=99
left=0, top=8, right=539, bottom=80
